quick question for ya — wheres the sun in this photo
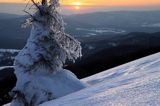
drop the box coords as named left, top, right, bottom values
left=71, top=2, right=82, bottom=10
left=74, top=6, right=80, bottom=10
left=71, top=2, right=82, bottom=6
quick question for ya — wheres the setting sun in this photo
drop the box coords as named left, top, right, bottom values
left=71, top=2, right=82, bottom=10
left=0, top=0, right=160, bottom=7
left=71, top=2, right=81, bottom=6
left=74, top=6, right=80, bottom=10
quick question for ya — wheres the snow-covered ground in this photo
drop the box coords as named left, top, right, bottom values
left=76, top=28, right=126, bottom=36
left=40, top=52, right=160, bottom=106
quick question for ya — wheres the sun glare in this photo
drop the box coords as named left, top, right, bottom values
left=71, top=2, right=82, bottom=10
left=75, top=6, right=80, bottom=10
left=72, top=2, right=81, bottom=6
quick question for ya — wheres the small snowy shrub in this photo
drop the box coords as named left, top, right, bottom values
left=11, top=0, right=85, bottom=105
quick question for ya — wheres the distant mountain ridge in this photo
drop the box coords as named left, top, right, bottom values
left=1, top=10, right=160, bottom=46
left=0, top=11, right=160, bottom=49
left=67, top=32, right=160, bottom=78
left=0, top=32, right=160, bottom=78
left=0, top=13, right=20, bottom=20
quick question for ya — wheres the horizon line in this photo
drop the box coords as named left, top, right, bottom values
left=0, top=2, right=160, bottom=7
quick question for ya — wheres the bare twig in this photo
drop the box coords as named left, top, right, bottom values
left=31, top=0, right=44, bottom=15
left=42, top=0, right=47, bottom=5
left=24, top=0, right=30, bottom=12
left=23, top=10, right=42, bottom=23
left=31, top=0, right=39, bottom=9
left=23, top=10, right=34, bottom=19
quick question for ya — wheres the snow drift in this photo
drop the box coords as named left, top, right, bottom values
left=40, top=52, right=160, bottom=106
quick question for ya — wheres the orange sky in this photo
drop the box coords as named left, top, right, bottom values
left=0, top=0, right=160, bottom=6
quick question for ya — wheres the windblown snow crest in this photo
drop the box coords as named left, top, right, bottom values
left=41, top=52, right=160, bottom=106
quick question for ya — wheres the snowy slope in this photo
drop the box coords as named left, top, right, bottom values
left=40, top=52, right=160, bottom=106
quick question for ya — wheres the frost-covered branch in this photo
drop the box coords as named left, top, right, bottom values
left=11, top=0, right=84, bottom=105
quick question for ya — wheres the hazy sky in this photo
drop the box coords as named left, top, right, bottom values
left=0, top=0, right=160, bottom=15
left=0, top=0, right=160, bottom=6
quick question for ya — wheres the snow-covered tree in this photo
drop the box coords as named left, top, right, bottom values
left=10, top=0, right=86, bottom=105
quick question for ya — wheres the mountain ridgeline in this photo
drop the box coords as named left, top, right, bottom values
left=1, top=11, right=160, bottom=49
left=0, top=11, right=160, bottom=78
left=67, top=32, right=160, bottom=78
left=0, top=32, right=160, bottom=78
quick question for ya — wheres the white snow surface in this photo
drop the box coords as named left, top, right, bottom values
left=40, top=52, right=160, bottom=106
left=11, top=68, right=86, bottom=106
